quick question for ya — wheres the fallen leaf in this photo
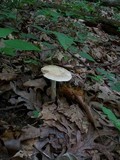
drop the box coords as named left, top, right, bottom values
left=98, top=86, right=120, bottom=105
left=10, top=82, right=42, bottom=110
left=4, top=139, right=21, bottom=155
left=19, top=125, right=40, bottom=141
left=0, top=72, right=17, bottom=81
left=68, top=126, right=117, bottom=160
left=23, top=78, right=47, bottom=91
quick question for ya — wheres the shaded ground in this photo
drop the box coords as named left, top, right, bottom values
left=0, top=1, right=120, bottom=160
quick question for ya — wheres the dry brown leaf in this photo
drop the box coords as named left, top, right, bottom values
left=11, top=150, right=27, bottom=160
left=10, top=82, right=42, bottom=110
left=23, top=78, right=47, bottom=91
left=19, top=125, right=40, bottom=141
left=21, top=139, right=38, bottom=158
left=68, top=126, right=117, bottom=160
left=57, top=98, right=84, bottom=130
left=59, top=85, right=96, bottom=127
left=41, top=101, right=82, bottom=134
left=98, top=86, right=120, bottom=105
left=41, top=103, right=58, bottom=121
left=0, top=72, right=17, bottom=81
left=41, top=103, right=69, bottom=134
left=4, top=139, right=21, bottom=155
left=56, top=153, right=78, bottom=160
left=0, top=82, right=11, bottom=94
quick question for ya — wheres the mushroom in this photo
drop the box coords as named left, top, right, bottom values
left=41, top=65, right=72, bottom=101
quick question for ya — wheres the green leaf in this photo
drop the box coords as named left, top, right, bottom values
left=24, top=59, right=40, bottom=65
left=32, top=26, right=74, bottom=50
left=88, top=75, right=103, bottom=82
left=111, top=82, right=120, bottom=92
left=69, top=45, right=79, bottom=53
left=31, top=25, right=51, bottom=34
left=97, top=68, right=116, bottom=82
left=37, top=9, right=61, bottom=22
left=76, top=32, right=87, bottom=43
left=0, top=28, right=13, bottom=37
left=53, top=32, right=74, bottom=50
left=4, top=39, right=40, bottom=51
left=101, top=106, right=117, bottom=122
left=33, top=110, right=40, bottom=118
left=2, top=47, right=16, bottom=56
left=79, top=51, right=95, bottom=62
left=101, top=105, right=120, bottom=131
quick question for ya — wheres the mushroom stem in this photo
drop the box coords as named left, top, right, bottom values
left=51, top=80, right=56, bottom=101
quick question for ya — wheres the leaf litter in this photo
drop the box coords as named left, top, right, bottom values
left=0, top=1, right=120, bottom=160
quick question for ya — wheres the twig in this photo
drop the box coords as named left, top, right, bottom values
left=33, top=144, right=53, bottom=160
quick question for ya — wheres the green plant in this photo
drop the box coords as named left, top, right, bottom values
left=69, top=45, right=95, bottom=62
left=31, top=25, right=75, bottom=50
left=0, top=27, right=40, bottom=56
left=36, top=9, right=61, bottom=22
left=0, top=9, right=17, bottom=22
left=101, top=105, right=120, bottom=131
left=97, top=68, right=116, bottom=82
left=53, top=31, right=74, bottom=50
left=32, top=110, right=40, bottom=118
left=0, top=0, right=37, bottom=9
left=88, top=75, right=103, bottom=82
left=0, top=28, right=14, bottom=37
left=96, top=68, right=120, bottom=92
left=110, top=81, right=120, bottom=92
left=24, top=59, right=40, bottom=65
left=88, top=68, right=120, bottom=92
left=62, top=0, right=100, bottom=20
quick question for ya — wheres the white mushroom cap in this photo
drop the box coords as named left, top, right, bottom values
left=41, top=65, right=72, bottom=82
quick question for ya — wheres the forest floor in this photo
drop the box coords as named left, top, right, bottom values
left=0, top=1, right=120, bottom=160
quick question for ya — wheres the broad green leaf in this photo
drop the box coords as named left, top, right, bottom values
left=5, top=12, right=17, bottom=19
left=2, top=47, right=16, bottom=56
left=4, top=39, right=40, bottom=51
left=102, top=106, right=117, bottom=122
left=97, top=68, right=116, bottom=82
left=69, top=45, right=79, bottom=53
left=79, top=51, right=95, bottom=62
left=32, top=26, right=74, bottom=50
left=111, top=82, right=120, bottom=92
left=115, top=120, right=120, bottom=129
left=53, top=32, right=74, bottom=50
left=0, top=28, right=13, bottom=37
left=37, top=9, right=61, bottom=21
left=101, top=105, right=120, bottom=131
left=88, top=75, right=103, bottom=82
